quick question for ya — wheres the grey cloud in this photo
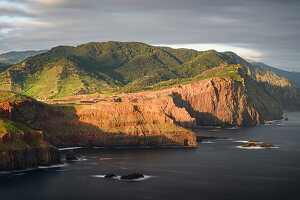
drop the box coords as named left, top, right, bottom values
left=1, top=0, right=300, bottom=71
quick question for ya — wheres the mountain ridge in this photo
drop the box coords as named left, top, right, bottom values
left=0, top=41, right=299, bottom=111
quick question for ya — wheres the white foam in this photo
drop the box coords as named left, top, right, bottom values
left=58, top=147, right=83, bottom=151
left=233, top=140, right=249, bottom=143
left=90, top=175, right=106, bottom=178
left=236, top=146, right=279, bottom=149
left=201, top=141, right=214, bottom=144
left=38, top=164, right=68, bottom=169
left=68, top=158, right=88, bottom=162
left=233, top=140, right=262, bottom=144
left=217, top=138, right=233, bottom=141
left=225, top=127, right=239, bottom=130
left=90, top=174, right=154, bottom=181
left=0, top=163, right=67, bottom=175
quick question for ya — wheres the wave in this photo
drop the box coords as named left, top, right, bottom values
left=67, top=158, right=88, bottom=162
left=38, top=164, right=68, bottom=169
left=58, top=147, right=83, bottom=151
left=236, top=146, right=279, bottom=149
left=0, top=163, right=68, bottom=175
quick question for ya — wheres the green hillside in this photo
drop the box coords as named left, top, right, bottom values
left=0, top=41, right=299, bottom=110
left=0, top=41, right=249, bottom=98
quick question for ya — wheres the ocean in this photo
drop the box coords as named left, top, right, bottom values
left=1, top=112, right=300, bottom=200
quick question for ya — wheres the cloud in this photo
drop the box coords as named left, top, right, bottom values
left=0, top=0, right=299, bottom=71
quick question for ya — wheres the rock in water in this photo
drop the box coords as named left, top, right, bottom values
left=260, top=144, right=275, bottom=148
left=285, top=117, right=288, bottom=121
left=104, top=174, right=117, bottom=179
left=120, top=173, right=144, bottom=180
left=242, top=143, right=257, bottom=147
left=66, top=150, right=78, bottom=160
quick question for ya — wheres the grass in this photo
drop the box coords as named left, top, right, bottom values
left=0, top=118, right=24, bottom=137
left=0, top=41, right=254, bottom=99
left=0, top=90, right=28, bottom=103
left=118, top=64, right=244, bottom=93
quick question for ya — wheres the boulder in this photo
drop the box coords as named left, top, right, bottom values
left=104, top=174, right=117, bottom=179
left=66, top=150, right=78, bottom=161
left=120, top=173, right=144, bottom=180
left=242, top=143, right=257, bottom=147
left=260, top=143, right=275, bottom=148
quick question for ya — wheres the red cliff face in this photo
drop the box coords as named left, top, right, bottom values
left=0, top=119, right=61, bottom=171
left=171, top=78, right=256, bottom=126
left=118, top=77, right=282, bottom=127
left=0, top=92, right=197, bottom=148
left=37, top=102, right=198, bottom=147
left=0, top=74, right=282, bottom=150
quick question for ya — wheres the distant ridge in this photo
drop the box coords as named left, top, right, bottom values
left=0, top=50, right=48, bottom=65
left=246, top=59, right=300, bottom=89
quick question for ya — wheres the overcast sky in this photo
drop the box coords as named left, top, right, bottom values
left=0, top=0, right=299, bottom=71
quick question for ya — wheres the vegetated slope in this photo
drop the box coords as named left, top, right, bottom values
left=0, top=41, right=299, bottom=110
left=0, top=62, right=11, bottom=72
left=246, top=65, right=300, bottom=110
left=0, top=91, right=61, bottom=171
left=225, top=52, right=300, bottom=110
left=247, top=60, right=300, bottom=89
left=0, top=41, right=246, bottom=98
left=0, top=50, right=48, bottom=64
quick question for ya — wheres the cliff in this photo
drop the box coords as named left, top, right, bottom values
left=0, top=118, right=61, bottom=171
left=118, top=66, right=282, bottom=127
left=0, top=91, right=197, bottom=148
left=0, top=65, right=283, bottom=150
left=247, top=65, right=300, bottom=110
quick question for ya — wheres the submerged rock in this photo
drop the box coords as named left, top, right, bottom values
left=104, top=174, right=117, bottom=179
left=120, top=173, right=144, bottom=180
left=66, top=150, right=78, bottom=161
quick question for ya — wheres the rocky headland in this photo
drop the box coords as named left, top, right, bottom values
left=0, top=118, right=61, bottom=171
left=0, top=42, right=298, bottom=171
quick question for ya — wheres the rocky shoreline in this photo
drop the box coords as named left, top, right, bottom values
left=0, top=146, right=61, bottom=171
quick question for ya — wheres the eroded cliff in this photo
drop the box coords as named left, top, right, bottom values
left=0, top=118, right=61, bottom=171
left=0, top=91, right=197, bottom=148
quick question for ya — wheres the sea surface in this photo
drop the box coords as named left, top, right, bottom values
left=1, top=112, right=300, bottom=200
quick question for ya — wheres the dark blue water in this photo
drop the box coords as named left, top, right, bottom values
left=1, top=112, right=300, bottom=200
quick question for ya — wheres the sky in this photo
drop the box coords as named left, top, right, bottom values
left=0, top=0, right=300, bottom=72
